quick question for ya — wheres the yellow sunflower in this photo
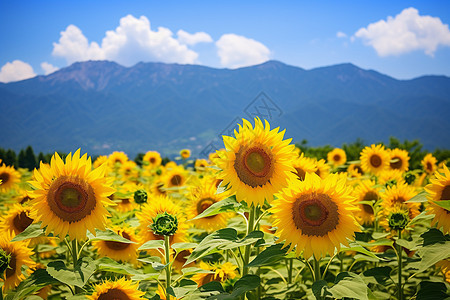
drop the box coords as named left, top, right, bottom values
left=347, top=163, right=364, bottom=178
left=360, top=144, right=390, bottom=175
left=0, top=231, right=36, bottom=292
left=108, top=151, right=129, bottom=166
left=215, top=118, right=296, bottom=206
left=92, top=225, right=141, bottom=265
left=352, top=180, right=380, bottom=225
left=93, top=155, right=108, bottom=169
left=28, top=149, right=116, bottom=241
left=186, top=178, right=232, bottom=231
left=194, top=159, right=210, bottom=172
left=180, top=149, right=191, bottom=159
left=425, top=164, right=450, bottom=234
left=120, top=161, right=138, bottom=178
left=163, top=165, right=188, bottom=190
left=192, top=261, right=238, bottom=287
left=378, top=169, right=405, bottom=187
left=292, top=153, right=317, bottom=181
left=1, top=204, right=34, bottom=237
left=151, top=179, right=168, bottom=196
left=143, top=151, right=162, bottom=168
left=0, top=164, right=21, bottom=192
left=327, top=148, right=347, bottom=166
left=14, top=190, right=33, bottom=204
left=314, top=159, right=330, bottom=179
left=388, top=148, right=410, bottom=173
left=422, top=153, right=437, bottom=174
left=136, top=195, right=187, bottom=245
left=271, top=173, right=359, bottom=259
left=88, top=277, right=145, bottom=300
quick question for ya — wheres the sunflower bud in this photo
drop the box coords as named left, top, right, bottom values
left=388, top=211, right=409, bottom=231
left=150, top=212, right=178, bottom=236
left=0, top=248, right=11, bottom=279
left=404, top=172, right=416, bottom=185
left=133, top=189, right=148, bottom=204
left=156, top=168, right=162, bottom=176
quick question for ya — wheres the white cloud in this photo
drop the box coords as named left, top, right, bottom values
left=177, top=29, right=213, bottom=45
left=52, top=15, right=199, bottom=66
left=354, top=7, right=450, bottom=56
left=216, top=34, right=271, bottom=68
left=337, top=31, right=347, bottom=38
left=41, top=62, right=59, bottom=75
left=0, top=60, right=36, bottom=83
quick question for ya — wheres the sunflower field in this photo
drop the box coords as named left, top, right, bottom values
left=0, top=117, right=449, bottom=300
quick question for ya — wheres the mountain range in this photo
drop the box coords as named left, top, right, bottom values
left=1, top=60, right=449, bottom=158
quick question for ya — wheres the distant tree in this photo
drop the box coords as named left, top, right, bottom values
left=161, top=157, right=171, bottom=166
left=18, top=149, right=26, bottom=168
left=4, top=149, right=17, bottom=167
left=37, top=152, right=46, bottom=164
left=342, top=138, right=365, bottom=162
left=0, top=148, right=5, bottom=163
left=134, top=153, right=144, bottom=166
left=24, top=146, right=37, bottom=170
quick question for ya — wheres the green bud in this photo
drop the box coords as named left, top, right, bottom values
left=385, top=179, right=397, bottom=188
left=0, top=248, right=11, bottom=279
left=404, top=173, right=416, bottom=185
left=388, top=212, right=409, bottom=231
left=156, top=169, right=162, bottom=176
left=133, top=189, right=148, bottom=204
left=150, top=212, right=178, bottom=236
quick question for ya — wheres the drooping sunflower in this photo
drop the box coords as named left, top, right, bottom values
left=92, top=225, right=141, bottom=265
left=88, top=277, right=145, bottom=300
left=360, top=144, right=390, bottom=175
left=422, top=153, right=437, bottom=174
left=180, top=149, right=191, bottom=159
left=186, top=177, right=232, bottom=231
left=143, top=151, right=162, bottom=168
left=192, top=261, right=238, bottom=287
left=151, top=179, right=168, bottom=196
left=352, top=180, right=380, bottom=225
left=271, top=173, right=359, bottom=259
left=28, top=149, right=116, bottom=241
left=314, top=159, right=330, bottom=179
left=388, top=148, right=410, bottom=173
left=136, top=195, right=187, bottom=245
left=347, top=163, right=364, bottom=178
left=0, top=164, right=21, bottom=192
left=215, top=118, right=297, bottom=206
left=425, top=164, right=450, bottom=234
left=108, top=151, right=129, bottom=166
left=292, top=153, right=317, bottom=181
left=0, top=232, right=36, bottom=292
left=327, top=148, right=347, bottom=166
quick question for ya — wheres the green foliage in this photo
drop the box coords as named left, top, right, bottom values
left=46, top=257, right=97, bottom=288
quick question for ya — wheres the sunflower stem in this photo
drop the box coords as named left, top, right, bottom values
left=397, top=230, right=404, bottom=300
left=313, top=257, right=321, bottom=282
left=287, top=258, right=293, bottom=284
left=164, top=235, right=172, bottom=300
left=242, top=204, right=256, bottom=276
left=71, top=239, right=82, bottom=294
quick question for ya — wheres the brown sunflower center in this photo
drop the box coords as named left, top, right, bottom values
left=333, top=154, right=341, bottom=162
left=426, top=162, right=433, bottom=172
left=294, top=167, right=306, bottom=181
left=149, top=157, right=156, bottom=164
left=390, top=156, right=403, bottom=169
left=0, top=172, right=10, bottom=184
left=47, top=176, right=96, bottom=223
left=13, top=211, right=33, bottom=233
left=175, top=249, right=191, bottom=263
left=370, top=155, right=382, bottom=168
left=363, top=191, right=378, bottom=201
left=362, top=204, right=374, bottom=215
left=97, top=288, right=130, bottom=300
left=440, top=185, right=450, bottom=201
left=394, top=196, right=406, bottom=204
left=197, top=198, right=215, bottom=218
left=5, top=253, right=16, bottom=278
left=105, top=232, right=131, bottom=251
left=170, top=174, right=183, bottom=186
left=234, top=144, right=274, bottom=188
left=292, top=193, right=339, bottom=237
left=121, top=198, right=130, bottom=204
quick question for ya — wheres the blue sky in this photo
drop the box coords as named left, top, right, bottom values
left=1, top=1, right=450, bottom=82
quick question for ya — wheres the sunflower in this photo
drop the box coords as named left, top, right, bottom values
left=347, top=163, right=364, bottom=178
left=186, top=178, right=232, bottom=231
left=422, top=153, right=437, bottom=174
left=388, top=148, right=410, bottom=173
left=352, top=180, right=380, bottom=225
left=143, top=151, right=162, bottom=168
left=151, top=179, right=168, bottom=196
left=215, top=118, right=296, bottom=206
left=271, top=173, right=359, bottom=259
left=136, top=195, right=187, bottom=245
left=1, top=204, right=34, bottom=237
left=0, top=231, right=35, bottom=292
left=378, top=169, right=405, bottom=187
left=194, top=159, right=210, bottom=172
left=292, top=153, right=317, bottom=181
left=180, top=149, right=191, bottom=159
left=14, top=190, right=33, bottom=204
left=28, top=149, right=115, bottom=241
left=327, top=148, right=347, bottom=166
left=108, top=151, right=129, bottom=166
left=360, top=144, right=390, bottom=175
left=92, top=225, right=141, bottom=265
left=0, top=164, right=21, bottom=192
left=314, top=159, right=330, bottom=179
left=425, top=164, right=450, bottom=234
left=192, top=261, right=238, bottom=287
left=163, top=166, right=188, bottom=189
left=93, top=155, right=108, bottom=169
left=88, top=277, right=145, bottom=300
left=380, top=182, right=420, bottom=230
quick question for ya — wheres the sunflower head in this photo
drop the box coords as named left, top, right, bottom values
left=151, top=212, right=178, bottom=236
left=388, top=209, right=410, bottom=231
left=360, top=144, right=390, bottom=175
left=425, top=164, right=450, bottom=233
left=422, top=153, right=437, bottom=174
left=133, top=189, right=148, bottom=204
left=292, top=153, right=317, bottom=181
left=327, top=148, right=347, bottom=166
left=0, top=164, right=21, bottom=192
left=388, top=148, right=410, bottom=173
left=143, top=151, right=162, bottom=168
left=88, top=277, right=145, bottom=300
left=180, top=149, right=191, bottom=159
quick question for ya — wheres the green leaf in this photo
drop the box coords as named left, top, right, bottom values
left=312, top=280, right=331, bottom=299
left=396, top=239, right=417, bottom=251
left=340, top=242, right=385, bottom=261
left=87, top=228, right=135, bottom=243
left=96, top=257, right=158, bottom=280
left=372, top=232, right=390, bottom=239
left=191, top=197, right=241, bottom=220
left=171, top=279, right=198, bottom=299
left=212, top=275, right=260, bottom=300
left=329, top=272, right=369, bottom=300
left=182, top=267, right=214, bottom=276
left=408, top=211, right=434, bottom=226
left=409, top=241, right=450, bottom=272
left=363, top=266, right=393, bottom=285
left=221, top=231, right=264, bottom=250
left=405, top=191, right=428, bottom=203
left=46, top=257, right=97, bottom=288
left=11, top=223, right=45, bottom=242
left=416, top=281, right=449, bottom=300
left=433, top=200, right=450, bottom=210
left=421, top=228, right=450, bottom=246
left=356, top=239, right=393, bottom=248
left=247, top=243, right=288, bottom=267
left=171, top=242, right=198, bottom=250
left=138, top=239, right=165, bottom=251
left=4, top=269, right=59, bottom=300
left=138, top=257, right=168, bottom=271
